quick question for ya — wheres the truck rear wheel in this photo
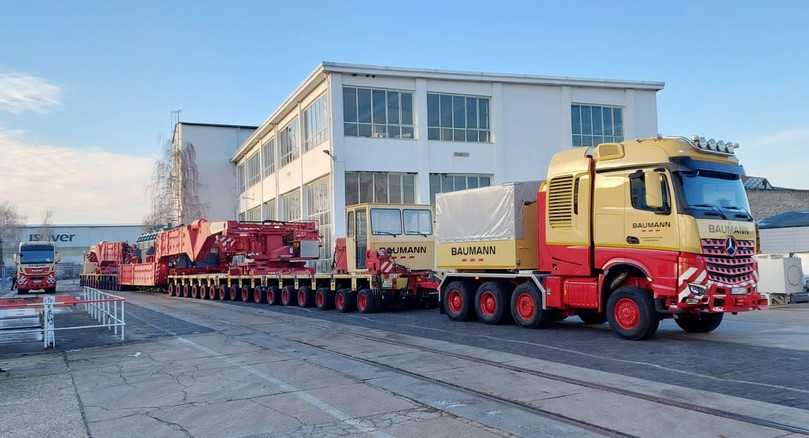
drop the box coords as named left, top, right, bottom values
left=578, top=310, right=607, bottom=325
left=510, top=282, right=556, bottom=328
left=606, top=287, right=660, bottom=340
left=267, top=286, right=281, bottom=305
left=443, top=280, right=474, bottom=321
left=281, top=286, right=298, bottom=306
left=298, top=286, right=314, bottom=307
left=315, top=288, right=334, bottom=310
left=675, top=312, right=723, bottom=333
left=475, top=281, right=510, bottom=324
left=182, top=285, right=190, bottom=298
left=335, top=289, right=355, bottom=313
left=228, top=286, right=238, bottom=301
left=357, top=288, right=379, bottom=314
left=218, top=285, right=226, bottom=301
left=252, top=287, right=265, bottom=304
left=191, top=285, right=199, bottom=299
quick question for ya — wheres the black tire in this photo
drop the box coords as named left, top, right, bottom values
left=218, top=286, right=227, bottom=300
left=357, top=288, right=379, bottom=314
left=266, top=286, right=281, bottom=305
left=443, top=280, right=475, bottom=321
left=578, top=310, right=607, bottom=325
left=606, top=287, right=660, bottom=340
left=297, top=286, right=315, bottom=307
left=253, top=287, right=266, bottom=304
left=510, top=282, right=557, bottom=328
left=474, top=281, right=511, bottom=324
left=281, top=286, right=298, bottom=306
left=675, top=312, right=723, bottom=333
left=228, top=286, right=237, bottom=301
left=315, top=287, right=334, bottom=310
left=335, top=288, right=356, bottom=313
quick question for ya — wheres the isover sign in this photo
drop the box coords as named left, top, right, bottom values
left=29, top=233, right=77, bottom=243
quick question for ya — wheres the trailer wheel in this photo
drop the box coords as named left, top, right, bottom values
left=218, top=285, right=226, bottom=301
left=315, top=287, right=334, bottom=310
left=253, top=287, right=266, bottom=304
left=675, top=312, right=723, bottom=333
left=191, top=285, right=199, bottom=299
left=240, top=287, right=250, bottom=302
left=167, top=284, right=175, bottom=296
left=298, top=286, right=314, bottom=307
left=335, top=288, right=355, bottom=313
left=228, top=286, right=238, bottom=301
left=281, top=286, right=298, bottom=306
left=443, top=280, right=474, bottom=321
left=267, top=286, right=281, bottom=305
left=475, top=281, right=511, bottom=324
left=357, top=288, right=379, bottom=314
left=182, top=285, right=190, bottom=298
left=578, top=310, right=607, bottom=325
left=199, top=285, right=208, bottom=299
left=510, top=282, right=556, bottom=329
left=606, top=287, right=660, bottom=340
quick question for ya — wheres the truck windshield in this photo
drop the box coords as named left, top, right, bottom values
left=370, top=208, right=402, bottom=236
left=674, top=170, right=752, bottom=220
left=19, top=246, right=55, bottom=264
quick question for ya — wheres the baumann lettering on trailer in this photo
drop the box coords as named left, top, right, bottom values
left=451, top=245, right=497, bottom=256
left=383, top=246, right=428, bottom=254
left=708, top=224, right=753, bottom=237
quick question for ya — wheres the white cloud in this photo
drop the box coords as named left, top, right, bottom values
left=738, top=128, right=809, bottom=190
left=0, top=129, right=155, bottom=224
left=0, top=73, right=62, bottom=113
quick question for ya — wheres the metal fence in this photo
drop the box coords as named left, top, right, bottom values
left=0, top=287, right=126, bottom=349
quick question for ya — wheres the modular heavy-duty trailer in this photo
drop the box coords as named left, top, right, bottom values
left=436, top=136, right=767, bottom=339
left=81, top=204, right=438, bottom=313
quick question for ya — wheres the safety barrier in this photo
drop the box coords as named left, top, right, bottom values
left=0, top=287, right=126, bottom=349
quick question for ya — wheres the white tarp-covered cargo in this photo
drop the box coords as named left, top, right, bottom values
left=435, top=181, right=541, bottom=243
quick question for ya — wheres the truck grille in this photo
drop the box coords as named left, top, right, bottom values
left=700, top=239, right=756, bottom=285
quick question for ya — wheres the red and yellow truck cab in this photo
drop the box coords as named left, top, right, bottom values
left=15, top=242, right=59, bottom=294
left=437, top=136, right=767, bottom=340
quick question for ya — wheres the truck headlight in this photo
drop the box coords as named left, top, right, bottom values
left=688, top=283, right=707, bottom=296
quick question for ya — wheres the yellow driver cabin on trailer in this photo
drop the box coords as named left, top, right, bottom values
left=343, top=203, right=435, bottom=273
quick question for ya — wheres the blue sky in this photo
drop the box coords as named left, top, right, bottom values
left=1, top=1, right=807, bottom=222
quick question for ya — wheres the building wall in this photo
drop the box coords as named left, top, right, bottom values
left=178, top=124, right=255, bottom=221
left=747, top=189, right=809, bottom=220
left=235, top=66, right=661, bottom=268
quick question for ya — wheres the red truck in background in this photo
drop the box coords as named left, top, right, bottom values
left=15, top=242, right=59, bottom=294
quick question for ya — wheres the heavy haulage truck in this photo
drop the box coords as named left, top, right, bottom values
left=14, top=242, right=59, bottom=294
left=81, top=203, right=438, bottom=313
left=436, top=136, right=767, bottom=339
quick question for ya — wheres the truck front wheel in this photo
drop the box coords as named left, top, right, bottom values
left=443, top=280, right=474, bottom=321
left=675, top=312, right=723, bottom=333
left=606, top=287, right=660, bottom=340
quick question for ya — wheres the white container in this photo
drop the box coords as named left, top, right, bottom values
left=755, top=254, right=805, bottom=295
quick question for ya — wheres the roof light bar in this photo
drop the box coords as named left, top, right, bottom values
left=689, top=135, right=739, bottom=155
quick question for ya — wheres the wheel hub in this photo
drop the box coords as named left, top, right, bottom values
left=358, top=294, right=366, bottom=311
left=480, top=291, right=496, bottom=315
left=516, top=293, right=535, bottom=320
left=614, top=298, right=640, bottom=329
left=447, top=289, right=463, bottom=313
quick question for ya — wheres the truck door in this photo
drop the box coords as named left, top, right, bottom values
left=356, top=208, right=368, bottom=269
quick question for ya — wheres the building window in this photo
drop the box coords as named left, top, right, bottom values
left=304, top=94, right=328, bottom=152
left=245, top=205, right=261, bottom=221
left=429, top=173, right=492, bottom=204
left=279, top=117, right=300, bottom=167
left=427, top=93, right=490, bottom=143
left=571, top=104, right=623, bottom=147
left=279, top=189, right=301, bottom=221
left=262, top=138, right=275, bottom=176
left=237, top=163, right=246, bottom=193
left=304, top=176, right=331, bottom=271
left=246, top=151, right=261, bottom=187
left=262, top=199, right=276, bottom=221
left=343, top=87, right=414, bottom=139
left=345, top=172, right=416, bottom=206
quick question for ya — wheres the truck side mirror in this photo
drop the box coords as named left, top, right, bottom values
left=644, top=171, right=664, bottom=210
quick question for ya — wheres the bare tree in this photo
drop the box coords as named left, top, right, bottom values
left=0, top=202, right=25, bottom=277
left=144, top=137, right=204, bottom=231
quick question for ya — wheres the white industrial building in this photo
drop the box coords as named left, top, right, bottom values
left=232, top=62, right=664, bottom=268
left=173, top=122, right=257, bottom=222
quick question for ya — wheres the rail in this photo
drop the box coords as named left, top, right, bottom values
left=0, top=287, right=126, bottom=349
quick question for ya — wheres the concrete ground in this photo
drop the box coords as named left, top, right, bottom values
left=2, top=287, right=809, bottom=437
